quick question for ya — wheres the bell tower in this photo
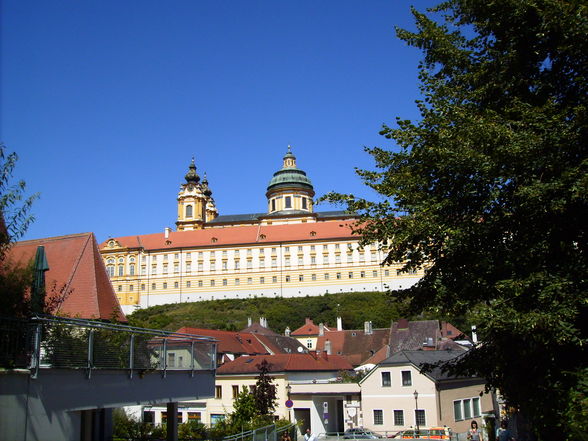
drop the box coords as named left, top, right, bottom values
left=176, top=158, right=217, bottom=230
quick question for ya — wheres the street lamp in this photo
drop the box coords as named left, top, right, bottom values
left=413, top=390, right=419, bottom=435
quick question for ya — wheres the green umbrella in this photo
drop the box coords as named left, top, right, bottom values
left=31, top=246, right=49, bottom=314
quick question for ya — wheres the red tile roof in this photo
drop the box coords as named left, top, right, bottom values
left=101, top=220, right=357, bottom=251
left=291, top=318, right=332, bottom=336
left=7, top=233, right=126, bottom=321
left=216, top=353, right=353, bottom=374
left=316, top=328, right=390, bottom=366
left=177, top=327, right=269, bottom=355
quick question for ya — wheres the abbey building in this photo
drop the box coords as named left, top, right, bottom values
left=100, top=147, right=421, bottom=315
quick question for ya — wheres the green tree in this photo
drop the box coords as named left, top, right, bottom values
left=0, top=143, right=37, bottom=260
left=253, top=359, right=277, bottom=418
left=325, top=2, right=587, bottom=440
left=230, top=386, right=257, bottom=430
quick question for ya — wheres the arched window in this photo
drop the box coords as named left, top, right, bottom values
left=118, top=265, right=124, bottom=277
left=186, top=205, right=193, bottom=218
left=129, top=264, right=135, bottom=276
left=285, top=196, right=292, bottom=209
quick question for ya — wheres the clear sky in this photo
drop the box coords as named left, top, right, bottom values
left=1, top=0, right=437, bottom=244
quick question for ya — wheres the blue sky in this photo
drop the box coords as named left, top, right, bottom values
left=2, top=0, right=437, bottom=243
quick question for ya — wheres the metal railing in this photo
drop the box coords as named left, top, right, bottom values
left=0, top=314, right=217, bottom=379
left=223, top=423, right=296, bottom=441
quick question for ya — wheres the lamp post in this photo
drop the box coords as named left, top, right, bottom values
left=413, top=390, right=419, bottom=435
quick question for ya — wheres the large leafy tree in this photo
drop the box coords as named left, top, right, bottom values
left=326, top=1, right=587, bottom=439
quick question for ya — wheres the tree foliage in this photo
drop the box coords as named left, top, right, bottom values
left=127, top=291, right=437, bottom=333
left=325, top=1, right=587, bottom=440
left=0, top=143, right=38, bottom=261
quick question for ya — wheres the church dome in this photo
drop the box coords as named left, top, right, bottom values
left=266, top=146, right=314, bottom=194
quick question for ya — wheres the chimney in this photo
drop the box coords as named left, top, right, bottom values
left=397, top=318, right=409, bottom=329
left=164, top=227, right=171, bottom=239
left=364, top=321, right=373, bottom=335
left=305, top=318, right=312, bottom=325
left=471, top=325, right=478, bottom=344
left=247, top=317, right=252, bottom=327
left=319, top=323, right=325, bottom=336
left=337, top=316, right=343, bottom=331
left=325, top=339, right=332, bottom=355
left=260, top=317, right=264, bottom=326
left=264, top=317, right=268, bottom=328
left=285, top=326, right=291, bottom=337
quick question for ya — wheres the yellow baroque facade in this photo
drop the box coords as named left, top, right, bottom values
left=100, top=147, right=422, bottom=315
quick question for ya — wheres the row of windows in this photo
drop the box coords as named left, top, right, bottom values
left=381, top=370, right=412, bottom=387
left=373, top=409, right=425, bottom=426
left=116, top=270, right=390, bottom=292
left=110, top=243, right=379, bottom=264
left=453, top=397, right=481, bottom=421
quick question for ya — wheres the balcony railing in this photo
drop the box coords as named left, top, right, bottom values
left=0, top=315, right=217, bottom=379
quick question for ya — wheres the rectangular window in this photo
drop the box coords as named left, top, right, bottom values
left=381, top=371, right=391, bottom=387
left=167, top=353, right=175, bottom=368
left=311, top=256, right=316, bottom=264
left=260, top=277, right=265, bottom=284
left=415, top=409, right=426, bottom=427
left=151, top=283, right=156, bottom=290
left=163, top=264, right=168, bottom=273
left=141, top=284, right=145, bottom=291
left=186, top=263, right=192, bottom=273
left=188, top=412, right=201, bottom=421
left=235, top=261, right=240, bottom=270
left=299, top=275, right=304, bottom=282
left=235, top=278, right=240, bottom=285
left=118, top=285, right=122, bottom=292
left=247, top=261, right=252, bottom=269
left=472, top=397, right=481, bottom=417
left=215, top=386, right=222, bottom=399
left=223, top=279, right=228, bottom=286
left=186, top=281, right=191, bottom=288
left=373, top=270, right=378, bottom=277
left=164, top=254, right=169, bottom=261
left=393, top=410, right=404, bottom=426
left=163, top=282, right=167, bottom=289
left=336, top=272, right=341, bottom=279
left=222, top=261, right=228, bottom=270
left=198, top=280, right=203, bottom=287
left=141, top=266, right=146, bottom=275
left=402, top=370, right=412, bottom=386
left=271, top=258, right=277, bottom=267
left=232, top=385, right=239, bottom=399
left=285, top=257, right=290, bottom=266
left=285, top=196, right=291, bottom=208
left=324, top=273, right=330, bottom=280
left=311, top=274, right=317, bottom=281
left=173, top=281, right=178, bottom=288
left=247, top=277, right=252, bottom=284
left=198, top=263, right=203, bottom=271
left=453, top=400, right=463, bottom=421
left=360, top=271, right=365, bottom=278
left=323, top=255, right=329, bottom=264
left=210, top=261, right=216, bottom=271
left=373, top=409, right=383, bottom=425
left=463, top=398, right=472, bottom=419
left=174, top=264, right=179, bottom=273
left=129, top=285, right=134, bottom=291
left=335, top=255, right=341, bottom=263
left=285, top=275, right=291, bottom=282
left=298, top=257, right=303, bottom=265
left=384, top=269, right=390, bottom=276
left=348, top=272, right=353, bottom=279
left=259, top=258, right=265, bottom=267
left=210, top=280, right=215, bottom=286
left=272, top=276, right=278, bottom=283
left=306, top=339, right=313, bottom=349
left=151, top=265, right=157, bottom=274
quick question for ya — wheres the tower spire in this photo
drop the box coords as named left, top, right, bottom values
left=184, top=157, right=200, bottom=184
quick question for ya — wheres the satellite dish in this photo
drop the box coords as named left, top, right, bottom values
left=297, top=347, right=304, bottom=353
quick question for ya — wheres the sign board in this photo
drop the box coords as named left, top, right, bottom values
left=285, top=400, right=294, bottom=408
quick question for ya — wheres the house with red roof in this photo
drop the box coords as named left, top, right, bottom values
left=6, top=232, right=125, bottom=321
left=140, top=352, right=360, bottom=435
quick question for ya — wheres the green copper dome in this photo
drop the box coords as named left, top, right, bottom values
left=266, top=146, right=314, bottom=194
